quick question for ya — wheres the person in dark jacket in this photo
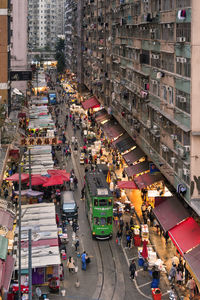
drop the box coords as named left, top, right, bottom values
left=129, top=260, right=137, bottom=280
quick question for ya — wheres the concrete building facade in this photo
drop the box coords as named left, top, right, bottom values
left=28, top=0, right=65, bottom=51
left=70, top=0, right=200, bottom=214
left=0, top=0, right=11, bottom=108
left=10, top=0, right=28, bottom=93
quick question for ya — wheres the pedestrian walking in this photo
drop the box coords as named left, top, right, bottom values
left=81, top=251, right=87, bottom=271
left=186, top=277, right=196, bottom=299
left=116, top=229, right=122, bottom=245
left=119, top=218, right=124, bottom=232
left=74, top=176, right=78, bottom=189
left=126, top=232, right=131, bottom=249
left=129, top=260, right=137, bottom=281
left=75, top=239, right=79, bottom=252
left=169, top=263, right=177, bottom=283
left=67, top=256, right=75, bottom=272
left=81, top=187, right=85, bottom=200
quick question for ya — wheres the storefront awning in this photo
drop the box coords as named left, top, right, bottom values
left=116, top=137, right=136, bottom=153
left=95, top=109, right=110, bottom=123
left=123, top=147, right=146, bottom=166
left=117, top=181, right=138, bottom=189
left=112, top=133, right=129, bottom=147
left=153, top=197, right=190, bottom=233
left=184, top=244, right=200, bottom=287
left=169, top=217, right=200, bottom=255
left=102, top=120, right=125, bottom=140
left=0, top=236, right=8, bottom=260
left=82, top=97, right=100, bottom=110
left=125, top=161, right=149, bottom=177
left=134, top=173, right=164, bottom=189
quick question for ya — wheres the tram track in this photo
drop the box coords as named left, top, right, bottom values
left=95, top=239, right=118, bottom=300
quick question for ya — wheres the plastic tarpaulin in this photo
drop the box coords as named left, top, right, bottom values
left=169, top=217, right=200, bottom=255
left=153, top=197, right=190, bottom=233
left=184, top=244, right=200, bottom=288
left=0, top=209, right=14, bottom=231
left=102, top=120, right=124, bottom=140
left=6, top=173, right=29, bottom=182
left=82, top=97, right=100, bottom=110
left=117, top=181, right=138, bottom=189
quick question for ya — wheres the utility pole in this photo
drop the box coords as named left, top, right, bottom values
left=18, top=164, right=22, bottom=300
left=28, top=229, right=32, bottom=300
left=28, top=149, right=31, bottom=189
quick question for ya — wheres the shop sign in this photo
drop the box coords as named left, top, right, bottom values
left=10, top=71, right=32, bottom=81
left=20, top=137, right=59, bottom=146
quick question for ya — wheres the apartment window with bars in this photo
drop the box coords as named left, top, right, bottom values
left=151, top=0, right=161, bottom=12
left=162, top=0, right=174, bottom=11
left=161, top=24, right=174, bottom=41
left=175, top=89, right=190, bottom=114
left=162, top=52, right=174, bottom=73
left=176, top=57, right=191, bottom=77
left=176, top=0, right=191, bottom=8
left=176, top=23, right=191, bottom=42
left=151, top=52, right=161, bottom=68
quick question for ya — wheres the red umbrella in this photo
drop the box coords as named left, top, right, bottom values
left=6, top=173, right=29, bottom=182
left=27, top=174, right=48, bottom=186
left=141, top=240, right=148, bottom=259
left=43, top=175, right=64, bottom=187
left=47, top=170, right=70, bottom=181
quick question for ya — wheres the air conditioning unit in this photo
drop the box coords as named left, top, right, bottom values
left=178, top=148, right=185, bottom=157
left=153, top=124, right=158, bottom=130
left=177, top=95, right=186, bottom=103
left=154, top=55, right=159, bottom=59
left=146, top=120, right=151, bottom=128
left=184, top=145, right=190, bottom=152
left=171, top=134, right=177, bottom=140
left=171, top=157, right=177, bottom=164
left=183, top=168, right=190, bottom=176
left=167, top=24, right=172, bottom=29
left=180, top=57, right=187, bottom=63
left=176, top=57, right=181, bottom=63
left=162, top=145, right=168, bottom=152
left=150, top=29, right=155, bottom=33
left=177, top=37, right=186, bottom=43
left=143, top=0, right=149, bottom=3
left=152, top=80, right=157, bottom=85
left=167, top=86, right=172, bottom=92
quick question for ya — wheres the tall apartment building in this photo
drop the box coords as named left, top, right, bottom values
left=28, top=0, right=65, bottom=51
left=80, top=0, right=200, bottom=215
left=0, top=0, right=11, bottom=110
left=10, top=0, right=28, bottom=93
left=65, top=0, right=77, bottom=73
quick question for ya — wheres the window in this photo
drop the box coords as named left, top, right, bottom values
left=99, top=199, right=107, bottom=206
left=94, top=217, right=99, bottom=225
left=162, top=53, right=174, bottom=73
left=169, top=87, right=174, bottom=105
left=162, top=86, right=167, bottom=101
left=107, top=217, right=112, bottom=225
left=100, top=218, right=106, bottom=225
left=162, top=0, right=174, bottom=11
left=161, top=24, right=174, bottom=42
left=176, top=23, right=191, bottom=42
left=176, top=57, right=191, bottom=77
left=94, top=199, right=98, bottom=206
left=151, top=52, right=161, bottom=68
left=176, top=0, right=191, bottom=8
left=175, top=89, right=190, bottom=114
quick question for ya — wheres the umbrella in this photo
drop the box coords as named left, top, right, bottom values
left=47, top=170, right=70, bottom=181
left=43, top=175, right=64, bottom=187
left=6, top=173, right=29, bottom=182
left=27, top=174, right=48, bottom=186
left=141, top=240, right=148, bottom=259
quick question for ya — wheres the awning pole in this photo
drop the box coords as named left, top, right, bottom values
left=28, top=229, right=32, bottom=300
left=18, top=163, right=21, bottom=300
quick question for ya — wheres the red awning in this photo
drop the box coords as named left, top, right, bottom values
left=153, top=197, right=190, bottom=233
left=6, top=173, right=29, bottom=182
left=184, top=244, right=200, bottom=284
left=134, top=173, right=163, bottom=189
left=82, top=97, right=100, bottom=110
left=43, top=175, right=64, bottom=187
left=117, top=181, right=138, bottom=189
left=169, top=217, right=200, bottom=255
left=125, top=161, right=149, bottom=177
left=27, top=174, right=48, bottom=186
left=47, top=170, right=70, bottom=181
left=95, top=109, right=110, bottom=123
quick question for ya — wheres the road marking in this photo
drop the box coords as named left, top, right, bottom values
left=138, top=281, right=152, bottom=288
left=121, top=244, right=151, bottom=299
